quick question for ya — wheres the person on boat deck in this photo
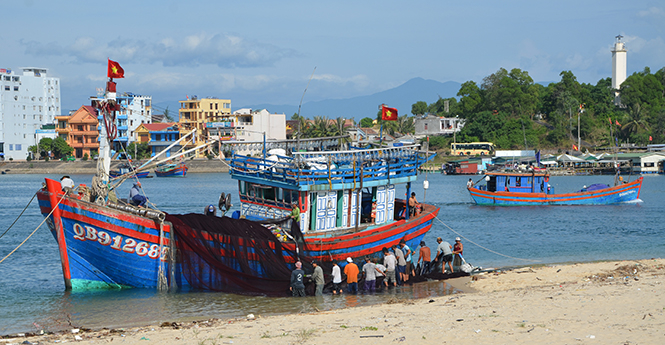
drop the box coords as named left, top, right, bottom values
left=467, top=178, right=474, bottom=189
left=204, top=204, right=216, bottom=216
left=290, top=203, right=301, bottom=223
left=371, top=200, right=377, bottom=223
left=393, top=244, right=407, bottom=284
left=60, top=175, right=75, bottom=192
left=331, top=262, right=343, bottom=295
left=129, top=182, right=147, bottom=207
left=382, top=247, right=397, bottom=287
left=311, top=261, right=325, bottom=296
left=436, top=237, right=454, bottom=274
left=452, top=237, right=464, bottom=271
left=408, top=192, right=420, bottom=217
left=290, top=261, right=306, bottom=297
left=417, top=241, right=432, bottom=275
left=344, top=257, right=359, bottom=294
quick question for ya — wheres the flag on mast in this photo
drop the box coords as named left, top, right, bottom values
left=381, top=105, right=398, bottom=121
left=107, top=59, right=125, bottom=79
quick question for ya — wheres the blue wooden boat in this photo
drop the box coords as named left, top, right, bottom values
left=154, top=162, right=188, bottom=177
left=34, top=66, right=439, bottom=295
left=468, top=170, right=643, bottom=206
left=109, top=163, right=151, bottom=178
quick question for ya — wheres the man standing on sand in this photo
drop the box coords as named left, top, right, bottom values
left=290, top=261, right=306, bottom=297
left=383, top=247, right=397, bottom=287
left=417, top=241, right=432, bottom=275
left=311, top=261, right=324, bottom=296
left=344, top=257, right=359, bottom=294
left=436, top=237, right=454, bottom=274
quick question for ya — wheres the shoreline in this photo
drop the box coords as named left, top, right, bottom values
left=4, top=258, right=663, bottom=344
left=0, top=159, right=230, bottom=174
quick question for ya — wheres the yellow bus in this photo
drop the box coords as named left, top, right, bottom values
left=451, top=142, right=494, bottom=156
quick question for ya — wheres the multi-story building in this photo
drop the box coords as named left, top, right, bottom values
left=55, top=106, right=99, bottom=159
left=178, top=97, right=232, bottom=157
left=414, top=114, right=464, bottom=138
left=0, top=67, right=60, bottom=160
left=233, top=108, right=286, bottom=142
left=135, top=122, right=181, bottom=157
left=90, top=92, right=152, bottom=152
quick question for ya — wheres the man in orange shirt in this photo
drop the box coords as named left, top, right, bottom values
left=344, top=257, right=359, bottom=294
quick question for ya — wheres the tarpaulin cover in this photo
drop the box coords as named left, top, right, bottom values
left=166, top=213, right=309, bottom=296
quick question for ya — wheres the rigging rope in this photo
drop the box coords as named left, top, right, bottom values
left=433, top=215, right=540, bottom=263
left=0, top=193, right=67, bottom=264
left=0, top=191, right=38, bottom=241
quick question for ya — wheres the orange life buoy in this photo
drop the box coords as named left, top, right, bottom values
left=544, top=175, right=549, bottom=183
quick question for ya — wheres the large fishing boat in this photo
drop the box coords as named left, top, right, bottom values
left=109, top=162, right=151, bottom=179
left=468, top=169, right=643, bottom=206
left=35, top=65, right=438, bottom=295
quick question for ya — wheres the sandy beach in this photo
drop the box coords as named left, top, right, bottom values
left=4, top=258, right=663, bottom=344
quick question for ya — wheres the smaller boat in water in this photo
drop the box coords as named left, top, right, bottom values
left=468, top=169, right=642, bottom=206
left=155, top=162, right=188, bottom=177
left=109, top=163, right=151, bottom=179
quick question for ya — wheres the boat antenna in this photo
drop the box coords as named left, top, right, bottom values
left=296, top=67, right=316, bottom=151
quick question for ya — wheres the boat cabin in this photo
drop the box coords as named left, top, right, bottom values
left=477, top=171, right=550, bottom=194
left=230, top=144, right=430, bottom=234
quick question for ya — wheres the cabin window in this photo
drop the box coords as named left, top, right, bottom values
left=527, top=177, right=532, bottom=185
left=644, top=162, right=654, bottom=168
left=515, top=177, right=521, bottom=187
left=263, top=188, right=276, bottom=201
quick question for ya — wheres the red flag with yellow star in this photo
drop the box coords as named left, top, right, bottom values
left=107, top=59, right=125, bottom=79
left=381, top=105, right=398, bottom=121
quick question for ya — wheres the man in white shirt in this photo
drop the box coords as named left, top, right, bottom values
left=382, top=247, right=397, bottom=287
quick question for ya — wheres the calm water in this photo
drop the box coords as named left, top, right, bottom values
left=1, top=172, right=663, bottom=334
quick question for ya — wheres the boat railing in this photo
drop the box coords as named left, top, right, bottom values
left=230, top=145, right=429, bottom=187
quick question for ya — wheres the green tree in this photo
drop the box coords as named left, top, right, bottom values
left=360, top=117, right=374, bottom=128
left=38, top=137, right=53, bottom=158
left=51, top=137, right=73, bottom=158
left=457, top=81, right=482, bottom=117
left=127, top=142, right=151, bottom=160
left=163, top=106, right=174, bottom=122
left=396, top=115, right=415, bottom=135
left=411, top=101, right=428, bottom=116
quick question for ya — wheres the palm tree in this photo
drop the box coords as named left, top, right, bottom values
left=396, top=115, right=415, bottom=135
left=622, top=103, right=650, bottom=137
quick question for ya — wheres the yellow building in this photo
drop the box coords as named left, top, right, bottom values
left=179, top=97, right=231, bottom=157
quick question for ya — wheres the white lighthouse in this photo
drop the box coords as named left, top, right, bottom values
left=611, top=35, right=627, bottom=105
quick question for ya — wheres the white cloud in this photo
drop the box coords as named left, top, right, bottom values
left=638, top=7, right=665, bottom=18
left=22, top=33, right=296, bottom=69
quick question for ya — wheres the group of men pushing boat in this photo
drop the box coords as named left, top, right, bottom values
left=289, top=237, right=465, bottom=296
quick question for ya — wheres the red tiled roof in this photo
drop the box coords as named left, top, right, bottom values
left=143, top=123, right=177, bottom=131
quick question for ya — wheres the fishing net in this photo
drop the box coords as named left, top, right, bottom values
left=165, top=213, right=310, bottom=296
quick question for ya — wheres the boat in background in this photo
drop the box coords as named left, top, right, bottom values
left=154, top=162, right=188, bottom=177
left=109, top=162, right=151, bottom=178
left=468, top=169, right=643, bottom=206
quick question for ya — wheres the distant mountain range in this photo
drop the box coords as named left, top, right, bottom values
left=153, top=78, right=462, bottom=121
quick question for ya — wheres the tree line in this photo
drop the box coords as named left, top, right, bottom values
left=422, top=66, right=665, bottom=150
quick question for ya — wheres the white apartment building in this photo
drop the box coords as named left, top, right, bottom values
left=0, top=67, right=60, bottom=160
left=233, top=108, right=286, bottom=141
left=91, top=92, right=151, bottom=152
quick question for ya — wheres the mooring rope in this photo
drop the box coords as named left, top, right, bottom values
left=0, top=190, right=38, bottom=241
left=433, top=215, right=540, bottom=262
left=0, top=193, right=67, bottom=264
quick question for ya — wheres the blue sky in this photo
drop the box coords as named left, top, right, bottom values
left=3, top=0, right=664, bottom=113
